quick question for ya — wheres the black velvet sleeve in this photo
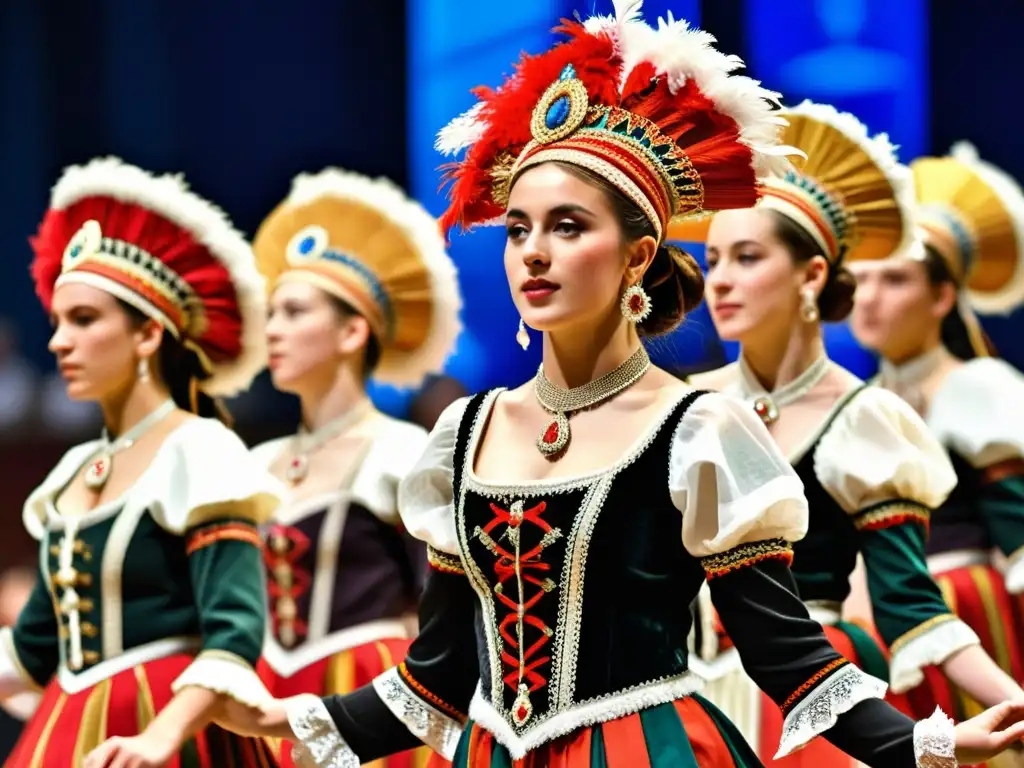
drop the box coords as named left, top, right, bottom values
left=317, top=561, right=479, bottom=760
left=705, top=539, right=918, bottom=767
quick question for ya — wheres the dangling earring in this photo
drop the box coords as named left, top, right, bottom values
left=516, top=317, right=530, bottom=351
left=621, top=283, right=652, bottom=324
left=800, top=288, right=819, bottom=323
left=137, top=357, right=150, bottom=382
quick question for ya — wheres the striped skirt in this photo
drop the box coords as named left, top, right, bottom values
left=257, top=638, right=446, bottom=768
left=453, top=695, right=760, bottom=767
left=5, top=652, right=279, bottom=768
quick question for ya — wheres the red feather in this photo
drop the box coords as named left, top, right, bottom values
left=440, top=20, right=622, bottom=232
left=30, top=197, right=242, bottom=362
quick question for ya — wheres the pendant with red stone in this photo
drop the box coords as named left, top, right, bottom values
left=84, top=452, right=113, bottom=490
left=752, top=396, right=779, bottom=426
left=286, top=453, right=310, bottom=484
left=536, top=410, right=570, bottom=457
left=512, top=683, right=533, bottom=727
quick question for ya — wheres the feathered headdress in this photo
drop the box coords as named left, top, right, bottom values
left=671, top=100, right=915, bottom=265
left=252, top=168, right=462, bottom=388
left=436, top=0, right=796, bottom=242
left=911, top=142, right=1024, bottom=315
left=31, top=156, right=267, bottom=396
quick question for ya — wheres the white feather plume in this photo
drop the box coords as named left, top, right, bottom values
left=50, top=156, right=266, bottom=397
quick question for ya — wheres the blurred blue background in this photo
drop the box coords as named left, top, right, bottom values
left=1, top=0, right=1021, bottom=427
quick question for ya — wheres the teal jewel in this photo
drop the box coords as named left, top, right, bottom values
left=559, top=63, right=577, bottom=81
left=298, top=236, right=316, bottom=255
left=69, top=244, right=82, bottom=259
left=545, top=95, right=571, bottom=130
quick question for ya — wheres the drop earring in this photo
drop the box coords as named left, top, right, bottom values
left=800, top=289, right=819, bottom=323
left=137, top=357, right=150, bottom=382
left=516, top=318, right=530, bottom=351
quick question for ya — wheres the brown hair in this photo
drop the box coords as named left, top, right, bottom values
left=324, top=294, right=383, bottom=377
left=118, top=300, right=231, bottom=424
left=765, top=209, right=857, bottom=322
left=921, top=244, right=997, bottom=360
left=552, top=162, right=704, bottom=336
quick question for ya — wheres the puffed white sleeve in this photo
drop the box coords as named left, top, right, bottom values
left=930, top=358, right=1024, bottom=591
left=144, top=419, right=286, bottom=707
left=397, top=396, right=470, bottom=557
left=815, top=387, right=977, bottom=693
left=670, top=391, right=808, bottom=557
left=671, top=393, right=908, bottom=760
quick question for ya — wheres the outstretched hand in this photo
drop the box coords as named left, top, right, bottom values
left=955, top=700, right=1024, bottom=765
left=84, top=731, right=176, bottom=768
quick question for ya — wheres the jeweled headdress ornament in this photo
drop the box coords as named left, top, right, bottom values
left=910, top=142, right=1024, bottom=315
left=671, top=100, right=916, bottom=266
left=252, top=168, right=462, bottom=388
left=31, top=156, right=267, bottom=396
left=436, top=0, right=798, bottom=242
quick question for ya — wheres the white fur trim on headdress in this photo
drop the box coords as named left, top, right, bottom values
left=50, top=156, right=267, bottom=396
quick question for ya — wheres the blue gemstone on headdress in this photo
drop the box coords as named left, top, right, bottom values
left=545, top=95, right=571, bottom=130
left=69, top=244, right=82, bottom=259
left=559, top=63, right=577, bottom=81
left=298, top=235, right=316, bottom=256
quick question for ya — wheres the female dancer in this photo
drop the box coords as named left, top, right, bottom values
left=249, top=168, right=462, bottom=767
left=675, top=102, right=1024, bottom=766
left=1, top=157, right=283, bottom=767
left=207, top=3, right=1024, bottom=766
left=849, top=143, right=1024, bottom=725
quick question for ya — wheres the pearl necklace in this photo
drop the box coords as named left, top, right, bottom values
left=533, top=346, right=650, bottom=459
left=286, top=400, right=372, bottom=484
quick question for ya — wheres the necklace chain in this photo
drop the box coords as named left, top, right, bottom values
left=533, top=346, right=650, bottom=458
left=747, top=355, right=830, bottom=426
left=85, top=399, right=177, bottom=490
left=287, top=400, right=372, bottom=484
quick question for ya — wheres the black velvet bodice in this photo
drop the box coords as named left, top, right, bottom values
left=928, top=450, right=989, bottom=554
left=788, top=387, right=866, bottom=604
left=455, top=390, right=706, bottom=730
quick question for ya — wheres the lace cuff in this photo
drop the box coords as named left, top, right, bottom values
left=913, top=707, right=957, bottom=768
left=170, top=650, right=272, bottom=706
left=890, top=616, right=980, bottom=694
left=285, top=694, right=360, bottom=768
left=372, top=667, right=463, bottom=759
left=775, top=663, right=888, bottom=758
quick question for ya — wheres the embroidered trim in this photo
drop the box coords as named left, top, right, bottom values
left=781, top=658, right=849, bottom=712
left=468, top=672, right=702, bottom=760
left=980, top=457, right=1024, bottom=485
left=286, top=693, right=360, bottom=768
left=775, top=663, right=888, bottom=758
left=700, top=538, right=793, bottom=580
left=398, top=662, right=466, bottom=721
left=264, top=523, right=313, bottom=648
left=372, top=667, right=463, bottom=759
left=890, top=615, right=980, bottom=694
left=853, top=499, right=930, bottom=532
left=185, top=522, right=262, bottom=555
left=913, top=707, right=957, bottom=768
left=427, top=546, right=464, bottom=575
left=473, top=499, right=562, bottom=727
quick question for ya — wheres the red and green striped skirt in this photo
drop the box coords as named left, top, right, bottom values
left=453, top=695, right=760, bottom=767
left=6, top=652, right=279, bottom=768
left=257, top=638, right=447, bottom=768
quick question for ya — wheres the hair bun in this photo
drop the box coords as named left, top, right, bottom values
left=819, top=264, right=857, bottom=322
left=639, top=244, right=705, bottom=336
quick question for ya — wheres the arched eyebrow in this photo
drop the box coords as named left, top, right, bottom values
left=506, top=203, right=596, bottom=221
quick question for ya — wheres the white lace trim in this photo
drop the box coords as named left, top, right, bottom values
left=468, top=673, right=703, bottom=760
left=285, top=693, right=360, bottom=768
left=775, top=663, right=888, bottom=758
left=170, top=652, right=273, bottom=707
left=890, top=618, right=980, bottom=694
left=372, top=667, right=463, bottom=759
left=913, top=707, right=957, bottom=768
